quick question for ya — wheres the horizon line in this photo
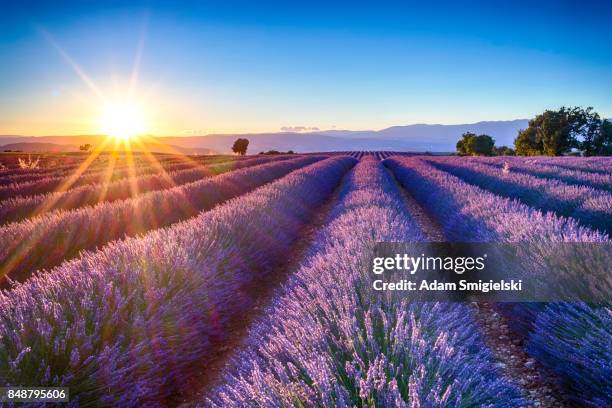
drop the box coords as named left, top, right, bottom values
left=1, top=118, right=535, bottom=138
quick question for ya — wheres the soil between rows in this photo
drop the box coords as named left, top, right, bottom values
left=175, top=164, right=353, bottom=406
left=386, top=164, right=569, bottom=408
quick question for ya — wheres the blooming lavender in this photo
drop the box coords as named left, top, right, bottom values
left=472, top=156, right=612, bottom=192
left=0, top=154, right=254, bottom=199
left=208, top=158, right=524, bottom=407
left=0, top=151, right=227, bottom=182
left=0, top=155, right=289, bottom=224
left=426, top=157, right=612, bottom=235
left=385, top=156, right=611, bottom=406
left=527, top=303, right=612, bottom=407
left=0, top=156, right=323, bottom=283
left=0, top=156, right=355, bottom=406
left=529, top=156, right=611, bottom=175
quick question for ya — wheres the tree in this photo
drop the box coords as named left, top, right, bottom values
left=79, top=144, right=92, bottom=152
left=515, top=126, right=541, bottom=156
left=456, top=132, right=474, bottom=155
left=231, top=138, right=249, bottom=155
left=514, top=106, right=605, bottom=156
left=582, top=119, right=612, bottom=156
left=494, top=146, right=515, bottom=156
left=456, top=132, right=495, bottom=156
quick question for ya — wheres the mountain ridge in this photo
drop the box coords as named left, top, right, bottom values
left=0, top=119, right=529, bottom=153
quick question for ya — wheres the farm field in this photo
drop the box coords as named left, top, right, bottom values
left=0, top=151, right=610, bottom=407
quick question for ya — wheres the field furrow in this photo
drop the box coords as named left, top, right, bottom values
left=0, top=153, right=199, bottom=185
left=386, top=160, right=568, bottom=406
left=0, top=155, right=254, bottom=199
left=529, top=157, right=611, bottom=175
left=426, top=157, right=612, bottom=235
left=208, top=157, right=525, bottom=407
left=0, top=156, right=324, bottom=284
left=0, top=156, right=355, bottom=406
left=180, top=155, right=354, bottom=403
left=473, top=156, right=612, bottom=192
left=0, top=155, right=290, bottom=224
left=385, top=156, right=610, bottom=406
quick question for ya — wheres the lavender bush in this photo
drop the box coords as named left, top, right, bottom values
left=0, top=156, right=355, bottom=406
left=0, top=156, right=322, bottom=283
left=0, top=154, right=252, bottom=199
left=209, top=158, right=524, bottom=407
left=385, top=156, right=610, bottom=406
left=426, top=157, right=612, bottom=235
left=531, top=156, right=612, bottom=175
left=0, top=155, right=288, bottom=224
left=0, top=155, right=182, bottom=187
left=472, top=156, right=612, bottom=192
left=0, top=152, right=226, bottom=183
left=527, top=303, right=611, bottom=407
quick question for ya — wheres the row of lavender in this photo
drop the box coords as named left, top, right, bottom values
left=472, top=156, right=612, bottom=192
left=507, top=156, right=611, bottom=174
left=0, top=150, right=237, bottom=177
left=319, top=151, right=415, bottom=160
left=0, top=156, right=356, bottom=406
left=0, top=155, right=291, bottom=224
left=0, top=154, right=250, bottom=199
left=386, top=157, right=610, bottom=407
left=0, top=152, right=212, bottom=185
left=424, top=157, right=612, bottom=235
left=209, top=158, right=525, bottom=407
left=0, top=156, right=323, bottom=283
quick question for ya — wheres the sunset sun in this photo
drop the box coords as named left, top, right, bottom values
left=98, top=101, right=148, bottom=140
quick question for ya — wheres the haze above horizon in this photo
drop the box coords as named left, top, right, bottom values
left=1, top=0, right=611, bottom=136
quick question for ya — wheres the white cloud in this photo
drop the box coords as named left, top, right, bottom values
left=280, top=126, right=320, bottom=132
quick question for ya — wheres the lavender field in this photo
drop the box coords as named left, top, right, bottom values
left=0, top=152, right=610, bottom=407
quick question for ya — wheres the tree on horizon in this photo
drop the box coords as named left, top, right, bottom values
left=232, top=138, right=249, bottom=155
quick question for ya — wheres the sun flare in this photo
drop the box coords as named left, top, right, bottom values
left=98, top=101, right=148, bottom=140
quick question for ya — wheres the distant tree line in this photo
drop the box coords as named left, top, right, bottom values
left=456, top=132, right=516, bottom=156
left=258, top=150, right=296, bottom=155
left=231, top=138, right=297, bottom=156
left=456, top=106, right=611, bottom=156
left=514, top=107, right=611, bottom=156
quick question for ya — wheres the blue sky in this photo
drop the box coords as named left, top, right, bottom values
left=1, top=0, right=611, bottom=135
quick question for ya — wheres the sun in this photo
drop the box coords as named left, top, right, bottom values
left=98, top=100, right=148, bottom=140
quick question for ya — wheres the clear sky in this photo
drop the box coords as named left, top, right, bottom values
left=1, top=0, right=611, bottom=136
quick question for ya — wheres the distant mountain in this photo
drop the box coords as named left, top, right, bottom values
left=0, top=119, right=529, bottom=153
left=161, top=133, right=429, bottom=153
left=158, top=120, right=527, bottom=152
left=0, top=138, right=215, bottom=155
left=375, top=120, right=528, bottom=147
left=0, top=142, right=78, bottom=152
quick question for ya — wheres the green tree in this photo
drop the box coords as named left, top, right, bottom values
left=582, top=117, right=612, bottom=156
left=515, top=127, right=542, bottom=156
left=494, top=146, right=515, bottom=156
left=456, top=132, right=495, bottom=156
left=540, top=108, right=573, bottom=155
left=456, top=132, right=475, bottom=155
left=232, top=138, right=249, bottom=155
left=514, top=106, right=605, bottom=156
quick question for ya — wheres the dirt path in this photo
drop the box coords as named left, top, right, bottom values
left=175, top=166, right=351, bottom=407
left=386, top=166, right=568, bottom=408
